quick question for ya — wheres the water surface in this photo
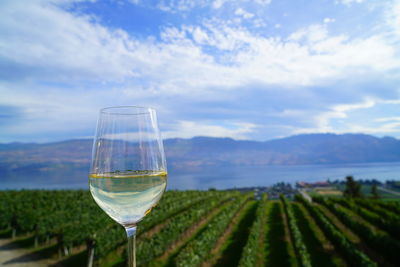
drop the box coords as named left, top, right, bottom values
left=1, top=162, right=399, bottom=190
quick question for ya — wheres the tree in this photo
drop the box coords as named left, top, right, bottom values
left=370, top=184, right=380, bottom=199
left=343, top=176, right=363, bottom=198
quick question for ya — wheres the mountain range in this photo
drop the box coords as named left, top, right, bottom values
left=1, top=133, right=400, bottom=177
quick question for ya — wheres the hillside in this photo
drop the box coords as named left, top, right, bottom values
left=1, top=190, right=399, bottom=266
left=1, top=133, right=400, bottom=176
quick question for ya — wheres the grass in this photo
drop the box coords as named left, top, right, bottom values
left=312, top=187, right=343, bottom=196
left=381, top=198, right=400, bottom=202
left=335, top=184, right=400, bottom=199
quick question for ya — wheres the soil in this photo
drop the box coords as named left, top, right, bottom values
left=0, top=238, right=56, bottom=267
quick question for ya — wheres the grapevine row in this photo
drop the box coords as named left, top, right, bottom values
left=291, top=202, right=346, bottom=267
left=330, top=198, right=400, bottom=240
left=375, top=199, right=400, bottom=214
left=238, top=194, right=268, bottom=267
left=174, top=193, right=253, bottom=267
left=136, top=192, right=238, bottom=265
left=295, top=195, right=376, bottom=267
left=93, top=191, right=232, bottom=259
left=355, top=199, right=400, bottom=224
left=313, top=196, right=400, bottom=266
left=281, top=195, right=311, bottom=267
left=0, top=190, right=231, bottom=265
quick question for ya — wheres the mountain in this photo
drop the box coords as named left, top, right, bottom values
left=1, top=134, right=400, bottom=178
left=164, top=134, right=400, bottom=168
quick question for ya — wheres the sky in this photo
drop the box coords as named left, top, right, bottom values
left=1, top=0, right=400, bottom=142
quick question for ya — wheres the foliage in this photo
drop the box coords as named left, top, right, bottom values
left=314, top=196, right=400, bottom=265
left=2, top=190, right=400, bottom=267
left=136, top=192, right=238, bottom=264
left=375, top=199, right=400, bottom=214
left=281, top=195, right=312, bottom=267
left=238, top=194, right=268, bottom=267
left=296, top=195, right=376, bottom=267
left=291, top=203, right=345, bottom=267
left=370, top=185, right=379, bottom=199
left=174, top=193, right=253, bottom=267
left=355, top=198, right=400, bottom=221
left=0, top=190, right=230, bottom=263
left=343, top=176, right=362, bottom=198
left=330, top=198, right=400, bottom=240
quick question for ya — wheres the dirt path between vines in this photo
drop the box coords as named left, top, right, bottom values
left=0, top=238, right=57, bottom=267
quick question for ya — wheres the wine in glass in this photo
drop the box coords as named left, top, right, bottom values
left=89, top=106, right=167, bottom=267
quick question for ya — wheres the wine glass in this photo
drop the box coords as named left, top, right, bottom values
left=89, top=106, right=167, bottom=267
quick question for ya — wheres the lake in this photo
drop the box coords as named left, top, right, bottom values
left=1, top=161, right=400, bottom=190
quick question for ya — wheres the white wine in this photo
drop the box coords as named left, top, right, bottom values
left=89, top=171, right=167, bottom=226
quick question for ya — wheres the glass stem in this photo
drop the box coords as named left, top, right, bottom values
left=125, top=225, right=137, bottom=267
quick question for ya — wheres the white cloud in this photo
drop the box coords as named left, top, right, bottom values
left=292, top=98, right=400, bottom=137
left=336, top=0, right=366, bottom=6
left=314, top=99, right=376, bottom=131
left=1, top=0, right=400, bottom=142
left=170, top=21, right=398, bottom=89
left=192, top=27, right=210, bottom=44
left=212, top=0, right=228, bottom=9
left=235, top=8, right=255, bottom=19
left=289, top=24, right=329, bottom=42
left=333, top=99, right=376, bottom=114
left=0, top=83, right=100, bottom=142
left=374, top=117, right=400, bottom=123
left=3, top=1, right=396, bottom=90
left=385, top=1, right=400, bottom=37
left=157, top=0, right=208, bottom=12
left=323, top=17, right=336, bottom=23
left=0, top=0, right=140, bottom=82
left=154, top=0, right=272, bottom=12
left=255, top=0, right=272, bottom=4
left=212, top=0, right=271, bottom=9
left=162, top=121, right=257, bottom=139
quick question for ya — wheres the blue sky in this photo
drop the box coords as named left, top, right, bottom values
left=1, top=0, right=400, bottom=142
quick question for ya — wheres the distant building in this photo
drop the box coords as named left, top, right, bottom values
left=296, top=181, right=331, bottom=188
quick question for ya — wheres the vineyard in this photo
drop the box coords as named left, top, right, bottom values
left=1, top=190, right=400, bottom=267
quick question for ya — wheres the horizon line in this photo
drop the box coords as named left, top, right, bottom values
left=1, top=132, right=398, bottom=145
